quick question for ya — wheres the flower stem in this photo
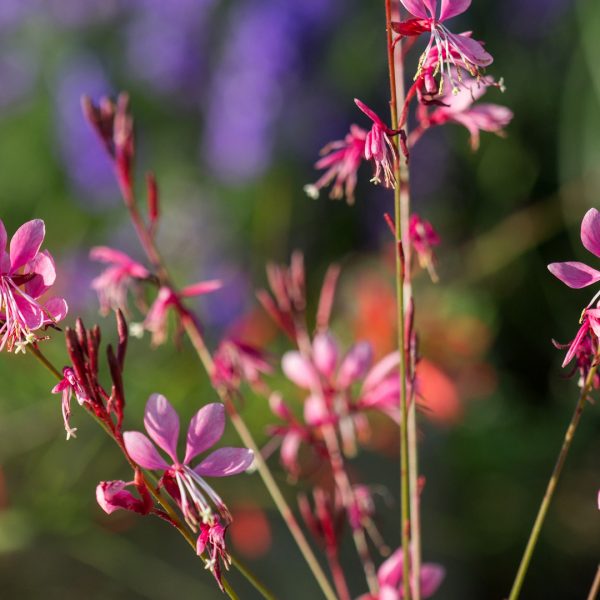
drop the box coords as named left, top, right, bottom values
left=325, top=549, right=352, bottom=600
left=586, top=564, right=600, bottom=600
left=181, top=315, right=337, bottom=600
left=507, top=352, right=600, bottom=600
left=385, top=1, right=412, bottom=598
left=230, top=556, right=276, bottom=600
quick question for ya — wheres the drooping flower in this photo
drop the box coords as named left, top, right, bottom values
left=304, top=125, right=367, bottom=205
left=89, top=246, right=150, bottom=315
left=144, top=281, right=222, bottom=347
left=409, top=214, right=441, bottom=280
left=51, top=366, right=90, bottom=440
left=393, top=0, right=492, bottom=90
left=196, top=517, right=230, bottom=590
left=123, top=394, right=253, bottom=529
left=424, top=75, right=513, bottom=150
left=0, top=219, right=68, bottom=352
left=212, top=338, right=273, bottom=392
left=548, top=208, right=600, bottom=293
left=355, top=99, right=399, bottom=189
left=357, top=546, right=445, bottom=599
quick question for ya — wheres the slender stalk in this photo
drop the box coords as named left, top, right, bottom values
left=230, top=556, right=276, bottom=600
left=587, top=564, right=600, bottom=600
left=325, top=550, right=352, bottom=600
left=385, top=1, right=411, bottom=598
left=508, top=352, right=600, bottom=600
left=181, top=316, right=337, bottom=600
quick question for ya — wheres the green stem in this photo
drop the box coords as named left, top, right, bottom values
left=586, top=564, right=600, bottom=600
left=385, top=1, right=411, bottom=598
left=508, top=351, right=600, bottom=600
left=230, top=556, right=276, bottom=600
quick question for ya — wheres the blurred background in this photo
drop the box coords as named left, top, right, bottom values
left=0, top=0, right=598, bottom=598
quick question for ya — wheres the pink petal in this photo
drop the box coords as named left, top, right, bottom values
left=193, top=447, right=254, bottom=477
left=25, top=251, right=56, bottom=298
left=363, top=352, right=400, bottom=392
left=378, top=547, right=404, bottom=588
left=439, top=0, right=470, bottom=21
left=9, top=219, right=45, bottom=272
left=280, top=431, right=302, bottom=475
left=14, top=294, right=44, bottom=329
left=0, top=220, right=6, bottom=260
left=282, top=352, right=319, bottom=389
left=447, top=32, right=493, bottom=67
left=354, top=98, right=385, bottom=128
left=337, top=342, right=373, bottom=389
left=43, top=297, right=68, bottom=323
left=399, top=0, right=432, bottom=18
left=581, top=208, right=600, bottom=258
left=547, top=261, right=600, bottom=289
left=312, top=332, right=339, bottom=378
left=304, top=394, right=329, bottom=426
left=90, top=246, right=150, bottom=278
left=562, top=320, right=589, bottom=368
left=123, top=431, right=170, bottom=470
left=184, top=403, right=225, bottom=464
left=180, top=279, right=223, bottom=297
left=144, top=393, right=180, bottom=462
left=421, top=563, right=445, bottom=598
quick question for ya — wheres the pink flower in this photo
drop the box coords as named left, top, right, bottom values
left=393, top=0, right=492, bottom=87
left=0, top=219, right=68, bottom=352
left=425, top=75, right=513, bottom=150
left=144, top=281, right=222, bottom=347
left=409, top=214, right=441, bottom=280
left=90, top=246, right=150, bottom=315
left=51, top=366, right=90, bottom=440
left=355, top=99, right=398, bottom=189
left=96, top=473, right=152, bottom=516
left=212, top=338, right=273, bottom=392
left=548, top=208, right=600, bottom=291
left=196, top=517, right=230, bottom=590
left=357, top=546, right=445, bottom=599
left=123, top=394, right=254, bottom=530
left=304, top=125, right=367, bottom=205
left=278, top=332, right=402, bottom=459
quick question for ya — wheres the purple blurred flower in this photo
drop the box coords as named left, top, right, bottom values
left=53, top=56, right=118, bottom=208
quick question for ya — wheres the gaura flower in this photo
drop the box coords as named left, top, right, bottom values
left=0, top=219, right=68, bottom=352
left=123, top=394, right=254, bottom=530
left=409, top=214, right=441, bottom=280
left=51, top=366, right=90, bottom=440
left=393, top=0, right=492, bottom=89
left=144, top=281, right=222, bottom=347
left=96, top=470, right=152, bottom=516
left=304, top=125, right=367, bottom=205
left=355, top=99, right=399, bottom=189
left=279, top=332, right=402, bottom=460
left=196, top=517, right=230, bottom=590
left=357, top=546, right=445, bottom=600
left=90, top=246, right=150, bottom=316
left=548, top=208, right=600, bottom=292
left=212, top=338, right=273, bottom=392
left=424, top=74, right=513, bottom=150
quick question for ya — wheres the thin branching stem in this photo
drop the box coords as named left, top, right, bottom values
left=508, top=350, right=600, bottom=600
left=384, top=0, right=412, bottom=597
